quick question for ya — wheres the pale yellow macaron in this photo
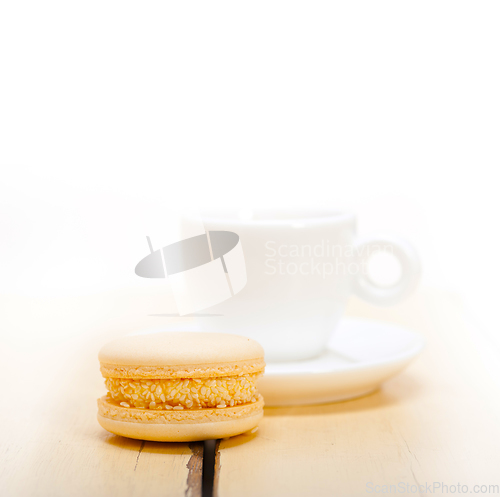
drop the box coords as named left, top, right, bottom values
left=97, top=332, right=265, bottom=442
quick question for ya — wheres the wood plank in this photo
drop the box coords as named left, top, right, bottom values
left=0, top=291, right=203, bottom=497
left=215, top=289, right=500, bottom=496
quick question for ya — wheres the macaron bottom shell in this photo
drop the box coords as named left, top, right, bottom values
left=97, top=395, right=264, bottom=442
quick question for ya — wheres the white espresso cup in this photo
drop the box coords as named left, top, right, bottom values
left=189, top=210, right=420, bottom=363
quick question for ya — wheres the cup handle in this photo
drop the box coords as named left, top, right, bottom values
left=353, top=234, right=421, bottom=306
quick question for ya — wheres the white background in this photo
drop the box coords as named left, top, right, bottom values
left=1, top=2, right=499, bottom=343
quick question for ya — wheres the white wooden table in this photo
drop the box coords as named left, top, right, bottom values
left=2, top=289, right=500, bottom=496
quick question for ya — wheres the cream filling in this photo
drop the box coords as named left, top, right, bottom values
left=105, top=373, right=261, bottom=410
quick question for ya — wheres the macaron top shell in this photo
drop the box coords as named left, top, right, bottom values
left=99, top=332, right=265, bottom=379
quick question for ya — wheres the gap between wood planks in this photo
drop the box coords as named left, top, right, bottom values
left=201, top=440, right=220, bottom=497
left=184, top=440, right=220, bottom=497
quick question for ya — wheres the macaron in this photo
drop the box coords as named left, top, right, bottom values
left=97, top=332, right=265, bottom=442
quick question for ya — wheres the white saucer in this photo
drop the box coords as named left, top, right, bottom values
left=258, top=318, right=425, bottom=406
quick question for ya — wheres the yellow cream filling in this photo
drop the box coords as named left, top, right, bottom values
left=105, top=373, right=260, bottom=410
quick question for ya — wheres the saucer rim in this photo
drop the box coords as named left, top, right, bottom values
left=263, top=318, right=425, bottom=377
